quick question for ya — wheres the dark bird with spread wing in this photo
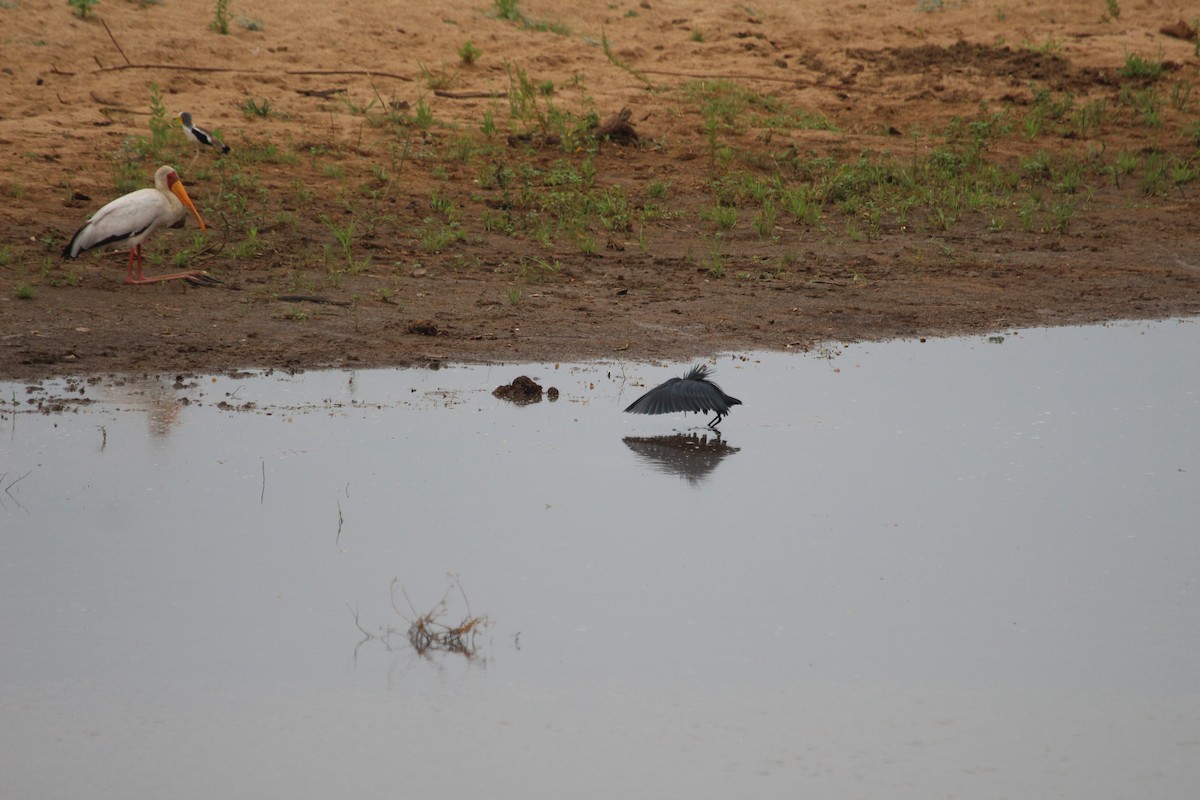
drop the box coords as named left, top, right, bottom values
left=624, top=364, right=742, bottom=430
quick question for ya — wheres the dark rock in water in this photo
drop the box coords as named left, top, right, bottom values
left=493, top=376, right=543, bottom=404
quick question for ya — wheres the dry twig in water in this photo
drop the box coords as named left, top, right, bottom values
left=392, top=576, right=489, bottom=658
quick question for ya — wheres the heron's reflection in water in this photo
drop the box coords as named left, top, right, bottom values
left=622, top=433, right=740, bottom=485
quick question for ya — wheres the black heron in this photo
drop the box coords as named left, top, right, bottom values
left=623, top=364, right=742, bottom=429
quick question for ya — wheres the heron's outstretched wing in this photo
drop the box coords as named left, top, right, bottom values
left=625, top=376, right=729, bottom=415
left=625, top=377, right=685, bottom=415
left=669, top=376, right=732, bottom=414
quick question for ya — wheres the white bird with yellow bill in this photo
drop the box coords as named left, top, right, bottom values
left=62, top=165, right=216, bottom=285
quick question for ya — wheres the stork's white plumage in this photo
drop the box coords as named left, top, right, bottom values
left=62, top=165, right=211, bottom=285
left=177, top=111, right=230, bottom=155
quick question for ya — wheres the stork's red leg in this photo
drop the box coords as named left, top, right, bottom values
left=121, top=244, right=219, bottom=286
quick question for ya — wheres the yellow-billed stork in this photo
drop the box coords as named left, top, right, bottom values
left=177, top=112, right=230, bottom=155
left=62, top=165, right=212, bottom=285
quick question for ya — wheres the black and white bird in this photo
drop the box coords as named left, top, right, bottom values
left=62, top=165, right=211, bottom=285
left=624, top=364, right=743, bottom=430
left=177, top=111, right=230, bottom=157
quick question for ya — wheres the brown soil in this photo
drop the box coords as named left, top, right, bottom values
left=3, top=0, right=1200, bottom=380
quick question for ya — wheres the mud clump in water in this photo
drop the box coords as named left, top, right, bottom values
left=492, top=376, right=551, bottom=404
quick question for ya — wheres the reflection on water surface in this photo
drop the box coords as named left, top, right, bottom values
left=2, top=320, right=1198, bottom=799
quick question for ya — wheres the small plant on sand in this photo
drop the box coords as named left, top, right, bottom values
left=418, top=219, right=465, bottom=252
left=210, top=0, right=231, bottom=34
left=111, top=155, right=144, bottom=194
left=707, top=248, right=726, bottom=277
left=504, top=62, right=583, bottom=144
left=1169, top=80, right=1192, bottom=111
left=1021, top=38, right=1063, bottom=57
left=701, top=203, right=738, bottom=230
left=15, top=284, right=34, bottom=300
left=1185, top=120, right=1200, bottom=148
left=68, top=0, right=99, bottom=19
left=780, top=185, right=821, bottom=225
left=413, top=97, right=434, bottom=128
left=243, top=98, right=272, bottom=118
left=1049, top=199, right=1075, bottom=232
left=1107, top=148, right=1139, bottom=188
left=1121, top=51, right=1164, bottom=80
left=480, top=107, right=498, bottom=137
left=147, top=83, right=173, bottom=156
left=506, top=62, right=547, bottom=131
left=420, top=61, right=458, bottom=91
left=1017, top=195, right=1041, bottom=231
left=601, top=28, right=654, bottom=88
left=753, top=199, right=778, bottom=238
left=493, top=0, right=521, bottom=21
left=1140, top=153, right=1171, bottom=195
left=459, top=40, right=481, bottom=64
left=1072, top=98, right=1107, bottom=137
left=232, top=226, right=260, bottom=260
left=321, top=215, right=372, bottom=271
left=1119, top=86, right=1163, bottom=127
left=492, top=0, right=569, bottom=34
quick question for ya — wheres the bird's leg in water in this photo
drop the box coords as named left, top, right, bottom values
left=707, top=413, right=724, bottom=430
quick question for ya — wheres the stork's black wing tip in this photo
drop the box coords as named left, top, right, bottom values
left=62, top=228, right=83, bottom=259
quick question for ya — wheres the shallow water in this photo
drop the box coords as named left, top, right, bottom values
left=2, top=320, right=1199, bottom=799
